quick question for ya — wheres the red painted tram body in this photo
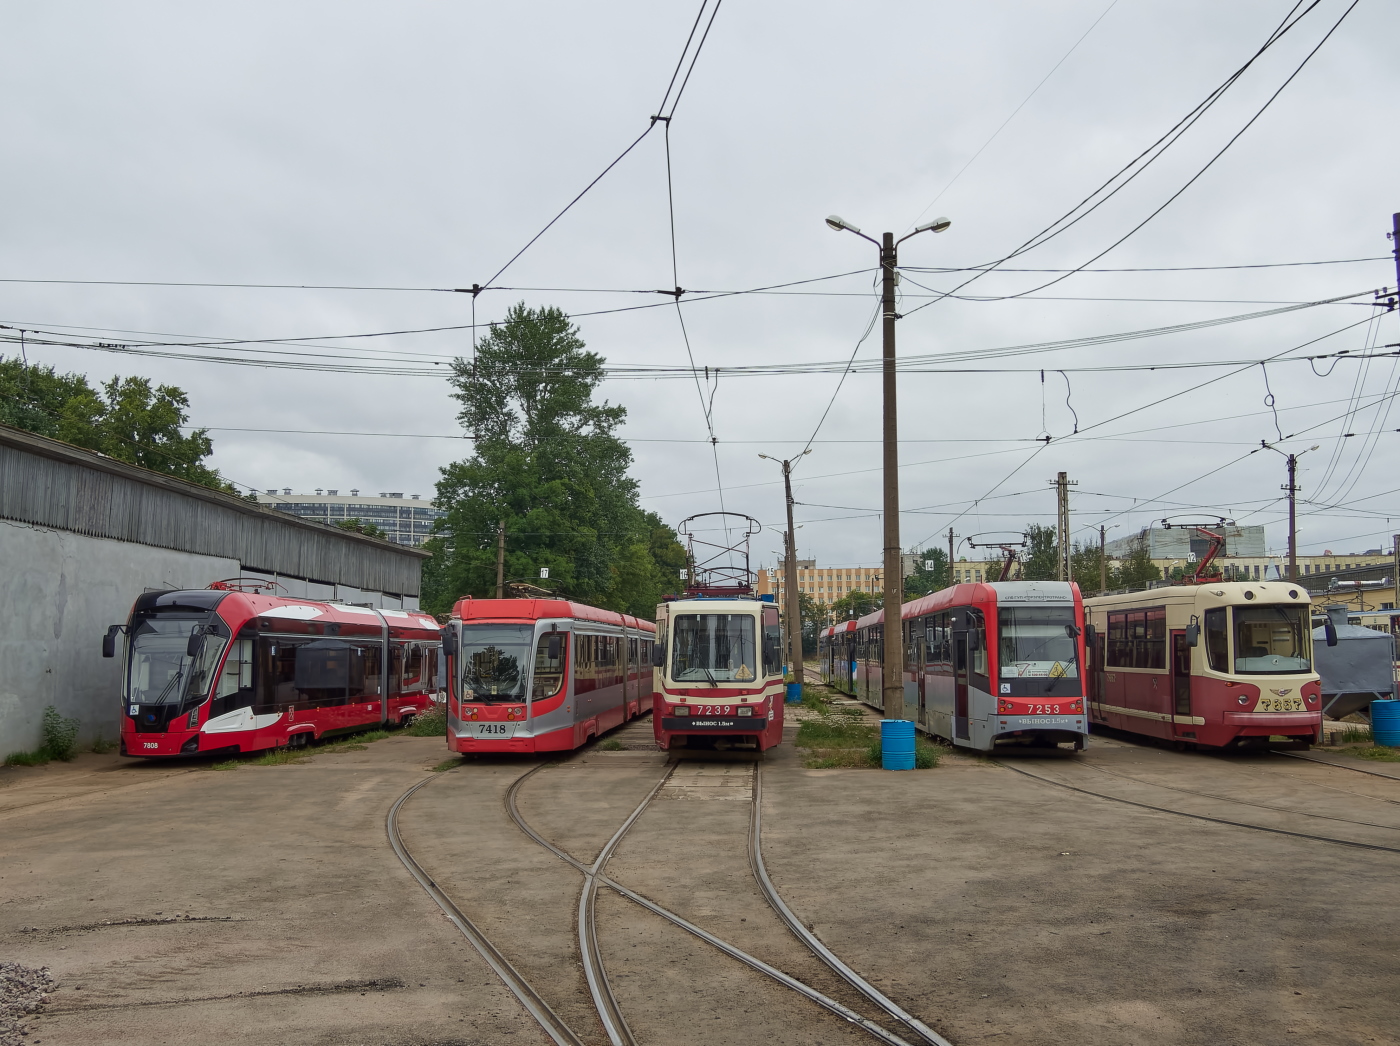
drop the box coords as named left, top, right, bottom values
left=107, top=585, right=441, bottom=757
left=651, top=596, right=786, bottom=752
left=1083, top=581, right=1322, bottom=748
left=443, top=598, right=655, bottom=754
left=846, top=581, right=1089, bottom=752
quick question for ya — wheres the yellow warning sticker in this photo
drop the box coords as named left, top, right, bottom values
left=1049, top=661, right=1067, bottom=679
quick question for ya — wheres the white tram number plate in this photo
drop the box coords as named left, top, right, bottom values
left=1257, top=697, right=1304, bottom=712
left=466, top=722, right=517, bottom=738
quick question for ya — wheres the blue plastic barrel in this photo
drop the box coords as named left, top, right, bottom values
left=881, top=719, right=916, bottom=771
left=785, top=682, right=802, bottom=703
left=1373, top=699, right=1400, bottom=747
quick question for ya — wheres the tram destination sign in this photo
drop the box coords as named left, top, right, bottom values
left=661, top=716, right=767, bottom=732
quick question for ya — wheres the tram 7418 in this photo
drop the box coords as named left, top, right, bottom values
left=105, top=584, right=441, bottom=757
left=442, top=598, right=655, bottom=754
left=651, top=596, right=786, bottom=751
left=1083, top=581, right=1322, bottom=749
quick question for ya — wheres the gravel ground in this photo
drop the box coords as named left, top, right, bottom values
left=1, top=962, right=55, bottom=1046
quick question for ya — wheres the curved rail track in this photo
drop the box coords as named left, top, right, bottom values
left=388, top=757, right=950, bottom=1046
left=996, top=757, right=1400, bottom=855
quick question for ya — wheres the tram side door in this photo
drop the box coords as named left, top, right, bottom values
left=1170, top=630, right=1192, bottom=734
left=953, top=631, right=971, bottom=741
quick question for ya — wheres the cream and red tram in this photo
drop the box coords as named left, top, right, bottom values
left=1083, top=580, right=1322, bottom=748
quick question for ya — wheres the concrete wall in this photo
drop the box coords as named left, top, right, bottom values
left=0, top=521, right=422, bottom=759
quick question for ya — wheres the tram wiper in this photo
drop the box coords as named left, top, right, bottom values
left=152, top=665, right=187, bottom=706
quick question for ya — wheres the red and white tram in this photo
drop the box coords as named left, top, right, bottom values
left=443, top=598, right=655, bottom=754
left=1083, top=581, right=1322, bottom=748
left=106, top=583, right=441, bottom=758
left=852, top=580, right=1089, bottom=752
left=651, top=595, right=786, bottom=752
left=818, top=620, right=858, bottom=693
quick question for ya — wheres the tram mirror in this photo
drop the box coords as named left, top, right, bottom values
left=102, top=625, right=120, bottom=659
left=1084, top=623, right=1097, bottom=647
left=1063, top=624, right=1081, bottom=638
left=1324, top=619, right=1338, bottom=647
left=967, top=630, right=981, bottom=652
left=439, top=627, right=458, bottom=657
left=652, top=644, right=666, bottom=668
left=186, top=630, right=204, bottom=657
left=1185, top=622, right=1200, bottom=647
left=546, top=634, right=562, bottom=660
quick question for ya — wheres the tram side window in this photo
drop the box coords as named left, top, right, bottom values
left=1144, top=608, right=1166, bottom=670
left=362, top=643, right=383, bottom=696
left=969, top=611, right=990, bottom=685
left=402, top=643, right=424, bottom=690
left=533, top=633, right=567, bottom=699
left=426, top=646, right=440, bottom=691
left=259, top=637, right=365, bottom=711
left=1205, top=607, right=1228, bottom=672
left=1106, top=609, right=1166, bottom=669
left=212, top=637, right=255, bottom=718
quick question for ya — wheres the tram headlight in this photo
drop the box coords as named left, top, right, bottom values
left=998, top=699, right=1014, bottom=713
left=1238, top=695, right=1250, bottom=705
left=673, top=706, right=691, bottom=716
left=737, top=706, right=753, bottom=717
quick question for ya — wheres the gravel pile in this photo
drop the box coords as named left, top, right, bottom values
left=0, top=963, right=55, bottom=1046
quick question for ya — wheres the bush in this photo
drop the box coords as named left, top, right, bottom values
left=403, top=705, right=447, bottom=737
left=42, top=706, right=80, bottom=761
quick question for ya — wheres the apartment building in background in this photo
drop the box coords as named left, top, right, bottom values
left=255, top=489, right=443, bottom=547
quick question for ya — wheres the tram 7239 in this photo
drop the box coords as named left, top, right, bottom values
left=651, top=595, right=786, bottom=751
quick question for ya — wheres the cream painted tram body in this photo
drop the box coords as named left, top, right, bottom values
left=1084, top=581, right=1322, bottom=749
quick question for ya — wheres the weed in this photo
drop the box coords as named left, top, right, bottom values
left=801, top=688, right=833, bottom=714
left=796, top=718, right=874, bottom=748
left=321, top=729, right=391, bottom=753
left=403, top=706, right=447, bottom=737
left=42, top=706, right=80, bottom=761
left=4, top=749, right=51, bottom=767
left=598, top=738, right=625, bottom=751
left=1351, top=744, right=1400, bottom=762
left=248, top=748, right=308, bottom=766
left=209, top=760, right=241, bottom=771
left=805, top=748, right=875, bottom=769
left=90, top=735, right=117, bottom=754
left=430, top=759, right=461, bottom=772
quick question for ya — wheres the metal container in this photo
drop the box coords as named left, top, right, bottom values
left=880, top=719, right=915, bottom=771
left=1372, top=699, right=1400, bottom=747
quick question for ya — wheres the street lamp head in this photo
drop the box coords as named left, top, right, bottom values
left=825, top=215, right=860, bottom=234
left=757, top=453, right=770, bottom=460
left=914, top=217, right=952, bottom=234
left=801, top=448, right=812, bottom=456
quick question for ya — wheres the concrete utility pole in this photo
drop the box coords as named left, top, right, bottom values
left=759, top=450, right=810, bottom=684
left=1100, top=524, right=1108, bottom=594
left=495, top=520, right=506, bottom=599
left=1393, top=534, right=1399, bottom=611
left=824, top=212, right=950, bottom=722
left=1052, top=472, right=1076, bottom=581
left=1285, top=453, right=1299, bottom=581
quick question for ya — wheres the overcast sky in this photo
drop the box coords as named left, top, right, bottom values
left=3, top=0, right=1398, bottom=572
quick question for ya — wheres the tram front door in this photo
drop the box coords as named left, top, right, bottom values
left=1170, top=630, right=1192, bottom=736
left=953, top=632, right=970, bottom=741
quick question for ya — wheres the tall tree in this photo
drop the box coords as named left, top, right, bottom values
left=1, top=358, right=235, bottom=492
left=1115, top=532, right=1162, bottom=589
left=903, top=548, right=948, bottom=598
left=421, top=304, right=685, bottom=618
left=1021, top=523, right=1059, bottom=581
left=829, top=589, right=881, bottom=622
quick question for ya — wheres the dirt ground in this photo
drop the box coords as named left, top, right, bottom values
left=3, top=709, right=1398, bottom=1046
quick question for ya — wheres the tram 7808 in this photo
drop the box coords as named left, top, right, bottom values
left=1083, top=581, right=1322, bottom=749
left=651, top=596, right=786, bottom=751
left=442, top=598, right=655, bottom=754
left=105, top=584, right=441, bottom=757
left=851, top=580, right=1089, bottom=752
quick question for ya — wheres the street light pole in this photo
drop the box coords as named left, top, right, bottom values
left=826, top=213, right=950, bottom=722
left=1262, top=442, right=1318, bottom=581
left=759, top=450, right=811, bottom=687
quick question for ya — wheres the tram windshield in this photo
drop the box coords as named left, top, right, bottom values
left=1233, top=604, right=1312, bottom=674
left=671, top=614, right=757, bottom=683
left=127, top=613, right=228, bottom=706
left=997, top=606, right=1079, bottom=679
left=460, top=625, right=531, bottom=702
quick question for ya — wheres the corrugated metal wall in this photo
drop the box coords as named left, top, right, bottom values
left=0, top=429, right=426, bottom=595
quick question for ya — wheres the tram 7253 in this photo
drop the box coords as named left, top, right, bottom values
left=442, top=598, right=655, bottom=754
left=105, top=584, right=441, bottom=757
left=852, top=580, right=1089, bottom=752
left=1083, top=580, right=1322, bottom=749
left=651, top=595, right=786, bottom=751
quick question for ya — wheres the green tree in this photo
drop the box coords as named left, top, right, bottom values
left=1115, top=532, right=1162, bottom=589
left=1071, top=540, right=1108, bottom=596
left=798, top=590, right=823, bottom=656
left=830, top=588, right=880, bottom=622
left=903, top=548, right=948, bottom=598
left=1021, top=523, right=1059, bottom=581
left=336, top=518, right=389, bottom=540
left=1, top=358, right=235, bottom=492
left=421, top=303, right=685, bottom=618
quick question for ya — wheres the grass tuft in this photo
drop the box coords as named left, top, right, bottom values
left=4, top=748, right=51, bottom=767
left=796, top=717, right=875, bottom=748
left=248, top=747, right=309, bottom=766
left=430, top=758, right=461, bottom=772
left=403, top=706, right=447, bottom=737
left=90, top=735, right=117, bottom=755
left=1351, top=743, right=1400, bottom=762
left=1333, top=726, right=1374, bottom=745
left=208, top=760, right=241, bottom=771
left=597, top=738, right=625, bottom=751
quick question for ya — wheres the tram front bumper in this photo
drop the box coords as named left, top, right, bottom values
left=661, top=716, right=769, bottom=733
